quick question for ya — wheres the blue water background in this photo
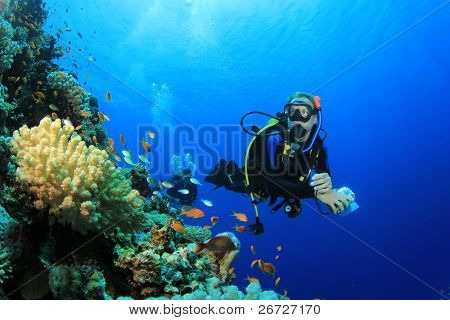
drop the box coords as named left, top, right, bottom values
left=44, top=0, right=450, bottom=299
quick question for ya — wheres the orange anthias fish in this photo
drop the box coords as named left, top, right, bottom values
left=258, top=259, right=263, bottom=269
left=98, top=111, right=110, bottom=123
left=259, top=261, right=276, bottom=276
left=180, top=208, right=205, bottom=219
left=203, top=225, right=213, bottom=230
left=250, top=245, right=257, bottom=254
left=119, top=134, right=126, bottom=146
left=234, top=224, right=245, bottom=233
left=275, top=277, right=281, bottom=287
left=245, top=276, right=260, bottom=284
left=107, top=138, right=114, bottom=147
left=210, top=216, right=219, bottom=225
left=80, top=111, right=92, bottom=118
left=171, top=220, right=185, bottom=233
left=250, top=259, right=259, bottom=268
left=75, top=125, right=83, bottom=131
left=97, top=111, right=105, bottom=123
left=141, top=139, right=151, bottom=153
left=148, top=131, right=156, bottom=139
left=231, top=212, right=248, bottom=222
left=106, top=91, right=112, bottom=102
left=92, top=136, right=98, bottom=145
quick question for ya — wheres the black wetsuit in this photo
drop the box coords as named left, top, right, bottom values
left=261, top=131, right=330, bottom=202
left=206, top=123, right=330, bottom=205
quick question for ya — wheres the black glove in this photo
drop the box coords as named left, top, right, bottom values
left=248, top=217, right=264, bottom=235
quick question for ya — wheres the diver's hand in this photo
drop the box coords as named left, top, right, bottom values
left=311, top=173, right=332, bottom=195
left=316, top=189, right=352, bottom=214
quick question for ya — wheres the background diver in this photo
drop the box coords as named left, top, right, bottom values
left=206, top=92, right=356, bottom=235
left=165, top=154, right=199, bottom=206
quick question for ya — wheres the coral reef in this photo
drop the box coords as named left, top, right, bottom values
left=10, top=117, right=148, bottom=236
left=113, top=214, right=216, bottom=299
left=114, top=240, right=214, bottom=298
left=0, top=0, right=283, bottom=300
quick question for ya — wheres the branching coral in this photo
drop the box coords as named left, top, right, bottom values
left=46, top=71, right=107, bottom=147
left=0, top=84, right=17, bottom=135
left=49, top=264, right=111, bottom=300
left=0, top=205, right=19, bottom=284
left=0, top=1, right=12, bottom=17
left=182, top=225, right=212, bottom=244
left=9, top=116, right=148, bottom=235
left=47, top=71, right=91, bottom=115
left=124, top=164, right=151, bottom=197
left=0, top=17, right=20, bottom=74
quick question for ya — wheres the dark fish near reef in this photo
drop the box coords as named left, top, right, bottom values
left=210, top=216, right=219, bottom=225
left=194, top=234, right=237, bottom=254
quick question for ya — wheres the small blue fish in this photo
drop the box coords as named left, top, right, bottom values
left=178, top=189, right=190, bottom=195
left=138, top=154, right=149, bottom=164
left=147, top=177, right=157, bottom=186
left=201, top=199, right=213, bottom=207
left=190, top=177, right=202, bottom=185
left=124, top=157, right=134, bottom=166
left=122, top=150, right=132, bottom=158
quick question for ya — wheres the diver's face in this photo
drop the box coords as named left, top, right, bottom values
left=289, top=106, right=317, bottom=130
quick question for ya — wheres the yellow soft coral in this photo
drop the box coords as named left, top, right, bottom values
left=10, top=116, right=147, bottom=234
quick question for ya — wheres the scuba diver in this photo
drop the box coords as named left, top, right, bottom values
left=165, top=154, right=199, bottom=205
left=205, top=92, right=355, bottom=235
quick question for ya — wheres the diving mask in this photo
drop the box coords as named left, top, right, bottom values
left=286, top=98, right=315, bottom=123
